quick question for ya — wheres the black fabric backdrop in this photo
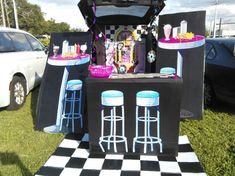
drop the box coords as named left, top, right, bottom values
left=86, top=77, right=182, bottom=156
left=35, top=32, right=92, bottom=131
left=35, top=11, right=206, bottom=132
left=156, top=11, right=206, bottom=119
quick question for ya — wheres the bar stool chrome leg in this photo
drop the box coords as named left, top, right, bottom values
left=122, top=105, right=128, bottom=152
left=99, top=107, right=105, bottom=152
left=71, top=91, right=76, bottom=132
left=79, top=88, right=83, bottom=129
left=60, top=80, right=83, bottom=133
left=133, top=90, right=163, bottom=154
left=158, top=110, right=163, bottom=153
left=113, top=106, right=117, bottom=153
left=144, top=107, right=147, bottom=153
left=99, top=90, right=128, bottom=153
left=133, top=105, right=139, bottom=153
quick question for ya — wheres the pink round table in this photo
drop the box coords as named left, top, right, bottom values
left=158, top=35, right=205, bottom=77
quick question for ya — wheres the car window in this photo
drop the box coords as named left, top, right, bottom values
left=7, top=32, right=32, bottom=51
left=0, top=32, right=15, bottom=52
left=205, top=42, right=216, bottom=60
left=26, top=34, right=44, bottom=51
left=221, top=41, right=235, bottom=56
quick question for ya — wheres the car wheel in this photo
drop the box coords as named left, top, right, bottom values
left=204, top=81, right=216, bottom=108
left=7, top=76, right=26, bottom=110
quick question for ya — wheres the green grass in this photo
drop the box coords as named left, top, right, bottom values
left=180, top=109, right=235, bottom=176
left=0, top=88, right=234, bottom=176
left=0, top=88, right=64, bottom=176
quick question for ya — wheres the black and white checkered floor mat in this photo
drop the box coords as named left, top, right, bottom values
left=35, top=133, right=206, bottom=176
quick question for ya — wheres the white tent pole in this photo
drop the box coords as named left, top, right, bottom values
left=4, top=0, right=10, bottom=27
left=213, top=0, right=219, bottom=38
left=1, top=0, right=6, bottom=26
left=12, top=0, right=19, bottom=29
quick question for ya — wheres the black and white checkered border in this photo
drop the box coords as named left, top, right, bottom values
left=35, top=133, right=207, bottom=176
left=105, top=25, right=147, bottom=40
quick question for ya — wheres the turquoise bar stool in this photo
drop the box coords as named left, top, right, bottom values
left=133, top=90, right=163, bottom=154
left=60, top=79, right=83, bottom=133
left=160, top=67, right=176, bottom=74
left=99, top=90, right=128, bottom=153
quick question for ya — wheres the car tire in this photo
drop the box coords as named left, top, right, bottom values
left=204, top=81, right=216, bottom=108
left=7, top=76, right=26, bottom=110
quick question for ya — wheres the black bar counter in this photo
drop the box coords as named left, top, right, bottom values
left=86, top=75, right=182, bottom=156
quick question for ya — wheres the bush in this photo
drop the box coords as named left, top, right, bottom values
left=38, top=38, right=50, bottom=47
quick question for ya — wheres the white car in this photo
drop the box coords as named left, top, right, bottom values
left=0, top=27, right=47, bottom=110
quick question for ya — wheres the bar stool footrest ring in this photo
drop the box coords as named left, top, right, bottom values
left=103, top=116, right=123, bottom=121
left=137, top=116, right=158, bottom=122
left=64, top=97, right=81, bottom=101
left=99, top=135, right=127, bottom=143
left=134, top=136, right=162, bottom=144
left=62, top=113, right=82, bottom=119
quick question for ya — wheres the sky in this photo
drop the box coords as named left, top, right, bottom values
left=28, top=0, right=88, bottom=30
left=28, top=0, right=235, bottom=31
left=162, top=0, right=235, bottom=31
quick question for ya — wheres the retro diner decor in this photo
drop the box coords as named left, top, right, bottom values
left=157, top=11, right=206, bottom=119
left=158, top=20, right=205, bottom=77
left=36, top=32, right=92, bottom=132
left=43, top=40, right=90, bottom=133
left=34, top=1, right=207, bottom=175
left=35, top=0, right=205, bottom=158
left=78, top=0, right=184, bottom=156
left=78, top=0, right=165, bottom=73
left=78, top=1, right=205, bottom=155
left=115, top=26, right=136, bottom=73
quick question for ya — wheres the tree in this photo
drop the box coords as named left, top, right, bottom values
left=44, top=19, right=70, bottom=33
left=17, top=0, right=46, bottom=34
left=0, top=0, right=45, bottom=33
left=0, top=0, right=78, bottom=35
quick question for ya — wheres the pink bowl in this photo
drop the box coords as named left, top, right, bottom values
left=89, top=65, right=113, bottom=78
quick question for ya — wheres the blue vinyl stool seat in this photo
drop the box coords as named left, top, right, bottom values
left=99, top=90, right=128, bottom=153
left=160, top=67, right=176, bottom=74
left=133, top=90, right=163, bottom=153
left=60, top=79, right=83, bottom=133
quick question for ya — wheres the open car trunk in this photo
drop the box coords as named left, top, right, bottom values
left=78, top=0, right=165, bottom=25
